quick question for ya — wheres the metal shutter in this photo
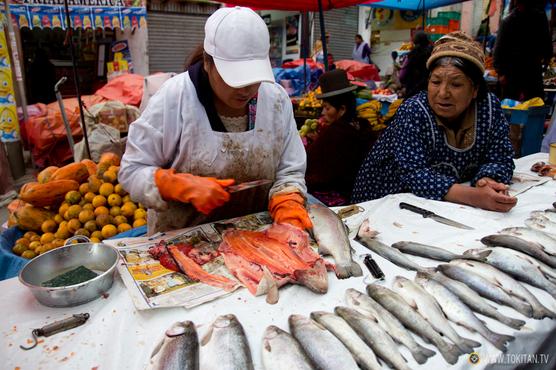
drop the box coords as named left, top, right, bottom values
left=313, top=6, right=359, bottom=61
left=147, top=12, right=208, bottom=73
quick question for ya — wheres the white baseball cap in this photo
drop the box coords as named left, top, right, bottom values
left=204, top=6, right=275, bottom=88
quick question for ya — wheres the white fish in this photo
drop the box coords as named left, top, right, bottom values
left=149, top=321, right=199, bottom=370
left=499, top=226, right=556, bottom=256
left=311, top=311, right=381, bottom=370
left=261, top=325, right=314, bottom=370
left=289, top=314, right=359, bottom=370
left=525, top=217, right=556, bottom=238
left=416, top=275, right=514, bottom=352
left=345, top=288, right=435, bottom=364
left=391, top=241, right=463, bottom=262
left=393, top=276, right=481, bottom=353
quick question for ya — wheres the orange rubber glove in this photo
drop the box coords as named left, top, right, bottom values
left=155, top=168, right=235, bottom=215
left=268, top=192, right=313, bottom=230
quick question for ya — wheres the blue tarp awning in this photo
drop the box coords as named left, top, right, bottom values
left=360, top=0, right=471, bottom=11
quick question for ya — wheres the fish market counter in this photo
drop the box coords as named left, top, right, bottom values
left=2, top=153, right=556, bottom=369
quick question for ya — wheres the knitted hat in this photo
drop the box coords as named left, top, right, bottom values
left=426, top=31, right=485, bottom=73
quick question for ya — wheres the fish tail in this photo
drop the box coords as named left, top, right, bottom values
left=534, top=305, right=556, bottom=319
left=463, top=249, right=491, bottom=261
left=410, top=344, right=436, bottom=364
left=512, top=300, right=534, bottom=318
left=487, top=332, right=514, bottom=352
left=498, top=314, right=526, bottom=330
left=458, top=337, right=482, bottom=353
left=335, top=261, right=363, bottom=279
left=438, top=341, right=462, bottom=365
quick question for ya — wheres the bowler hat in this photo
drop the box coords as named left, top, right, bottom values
left=316, top=69, right=357, bottom=99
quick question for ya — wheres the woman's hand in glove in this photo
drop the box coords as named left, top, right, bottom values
left=269, top=192, right=313, bottom=230
left=155, top=168, right=235, bottom=215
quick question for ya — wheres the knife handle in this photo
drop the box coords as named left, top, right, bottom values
left=399, top=202, right=434, bottom=218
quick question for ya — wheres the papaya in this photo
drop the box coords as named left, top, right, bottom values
left=99, top=152, right=121, bottom=166
left=19, top=180, right=80, bottom=207
left=14, top=205, right=56, bottom=231
left=37, top=166, right=59, bottom=183
left=49, top=162, right=89, bottom=183
left=7, top=199, right=28, bottom=215
left=81, top=159, right=98, bottom=176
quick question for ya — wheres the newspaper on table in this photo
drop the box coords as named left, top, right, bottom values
left=105, top=212, right=274, bottom=310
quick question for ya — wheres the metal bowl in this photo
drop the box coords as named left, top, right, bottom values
left=18, top=238, right=119, bottom=307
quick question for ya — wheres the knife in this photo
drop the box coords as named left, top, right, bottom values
left=399, top=202, right=474, bottom=230
left=227, top=179, right=273, bottom=193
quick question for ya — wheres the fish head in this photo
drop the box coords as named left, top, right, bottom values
left=263, top=325, right=283, bottom=340
left=165, top=321, right=195, bottom=337
left=345, top=288, right=365, bottom=304
left=393, top=276, right=410, bottom=287
left=357, top=219, right=378, bottom=239
left=309, top=311, right=329, bottom=322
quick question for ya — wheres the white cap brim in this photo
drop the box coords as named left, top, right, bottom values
left=214, top=57, right=275, bottom=88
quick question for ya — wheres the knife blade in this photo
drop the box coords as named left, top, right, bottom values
left=226, top=179, right=273, bottom=193
left=399, top=202, right=474, bottom=230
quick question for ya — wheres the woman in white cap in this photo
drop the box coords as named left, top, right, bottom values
left=119, top=7, right=312, bottom=233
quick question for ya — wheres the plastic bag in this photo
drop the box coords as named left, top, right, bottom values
left=74, top=123, right=125, bottom=162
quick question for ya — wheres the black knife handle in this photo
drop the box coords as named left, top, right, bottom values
left=399, top=202, right=434, bottom=218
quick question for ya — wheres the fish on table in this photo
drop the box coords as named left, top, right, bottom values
left=438, top=264, right=534, bottom=318
left=289, top=314, right=359, bottom=370
left=499, top=226, right=556, bottom=256
left=308, top=204, right=363, bottom=279
left=311, top=311, right=382, bottom=370
left=391, top=241, right=464, bottom=262
left=261, top=325, right=315, bottom=370
left=200, top=314, right=253, bottom=370
left=366, top=284, right=462, bottom=365
left=419, top=271, right=525, bottom=330
left=335, top=306, right=412, bottom=370
left=481, top=234, right=556, bottom=268
left=149, top=321, right=199, bottom=370
left=415, top=274, right=514, bottom=352
left=525, top=217, right=556, bottom=239
left=344, top=288, right=435, bottom=364
left=392, top=276, right=480, bottom=354
left=449, top=259, right=556, bottom=319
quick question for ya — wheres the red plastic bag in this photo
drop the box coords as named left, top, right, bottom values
left=335, top=60, right=380, bottom=81
left=95, top=74, right=144, bottom=107
left=282, top=58, right=323, bottom=70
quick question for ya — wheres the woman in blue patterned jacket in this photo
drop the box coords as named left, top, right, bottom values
left=352, top=31, right=517, bottom=212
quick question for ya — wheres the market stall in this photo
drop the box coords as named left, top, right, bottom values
left=1, top=153, right=555, bottom=369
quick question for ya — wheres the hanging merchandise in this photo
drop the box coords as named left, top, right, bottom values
left=0, top=24, right=19, bottom=142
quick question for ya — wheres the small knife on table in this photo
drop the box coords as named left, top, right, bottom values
left=399, top=202, right=474, bottom=230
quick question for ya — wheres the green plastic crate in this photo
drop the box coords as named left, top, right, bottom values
left=428, top=33, right=444, bottom=42
left=438, top=11, right=461, bottom=20
left=426, top=17, right=450, bottom=26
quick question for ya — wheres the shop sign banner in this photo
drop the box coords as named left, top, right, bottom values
left=7, top=0, right=146, bottom=29
left=0, top=26, right=19, bottom=142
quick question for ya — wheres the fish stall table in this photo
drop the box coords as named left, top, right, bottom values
left=1, top=153, right=555, bottom=370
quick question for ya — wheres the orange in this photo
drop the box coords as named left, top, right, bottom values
left=29, top=241, right=41, bottom=251
left=40, top=232, right=55, bottom=244
left=67, top=205, right=82, bottom=219
left=29, top=235, right=41, bottom=242
left=55, top=226, right=70, bottom=240
left=101, top=224, right=118, bottom=239
left=79, top=209, right=95, bottom=223
left=12, top=244, right=27, bottom=255
left=91, top=230, right=103, bottom=240
left=107, top=193, right=122, bottom=207
left=82, top=203, right=94, bottom=211
left=113, top=215, right=128, bottom=226
left=65, top=190, right=81, bottom=205
left=84, top=192, right=96, bottom=203
left=122, top=195, right=132, bottom=204
left=74, top=228, right=90, bottom=238
left=94, top=206, right=109, bottom=216
left=79, top=183, right=90, bottom=195
left=102, top=170, right=117, bottom=184
left=88, top=175, right=102, bottom=193
left=15, top=238, right=30, bottom=247
left=54, top=214, right=64, bottom=224
left=41, top=219, right=58, bottom=233
left=92, top=195, right=107, bottom=208
left=95, top=214, right=112, bottom=228
left=58, top=202, right=70, bottom=217
left=133, top=218, right=147, bottom=228
left=114, top=183, right=127, bottom=196
left=134, top=208, right=147, bottom=220
left=84, top=220, right=98, bottom=232
left=52, top=239, right=65, bottom=248
left=23, top=231, right=37, bottom=240
left=96, top=162, right=111, bottom=177
left=108, top=165, right=120, bottom=174
left=67, top=219, right=82, bottom=234
left=110, top=206, right=121, bottom=217
left=99, top=183, right=114, bottom=197
left=79, top=198, right=87, bottom=206
left=21, top=250, right=37, bottom=259
left=117, top=223, right=132, bottom=233
left=121, top=202, right=137, bottom=217
left=42, top=243, right=55, bottom=252
left=90, top=237, right=101, bottom=243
